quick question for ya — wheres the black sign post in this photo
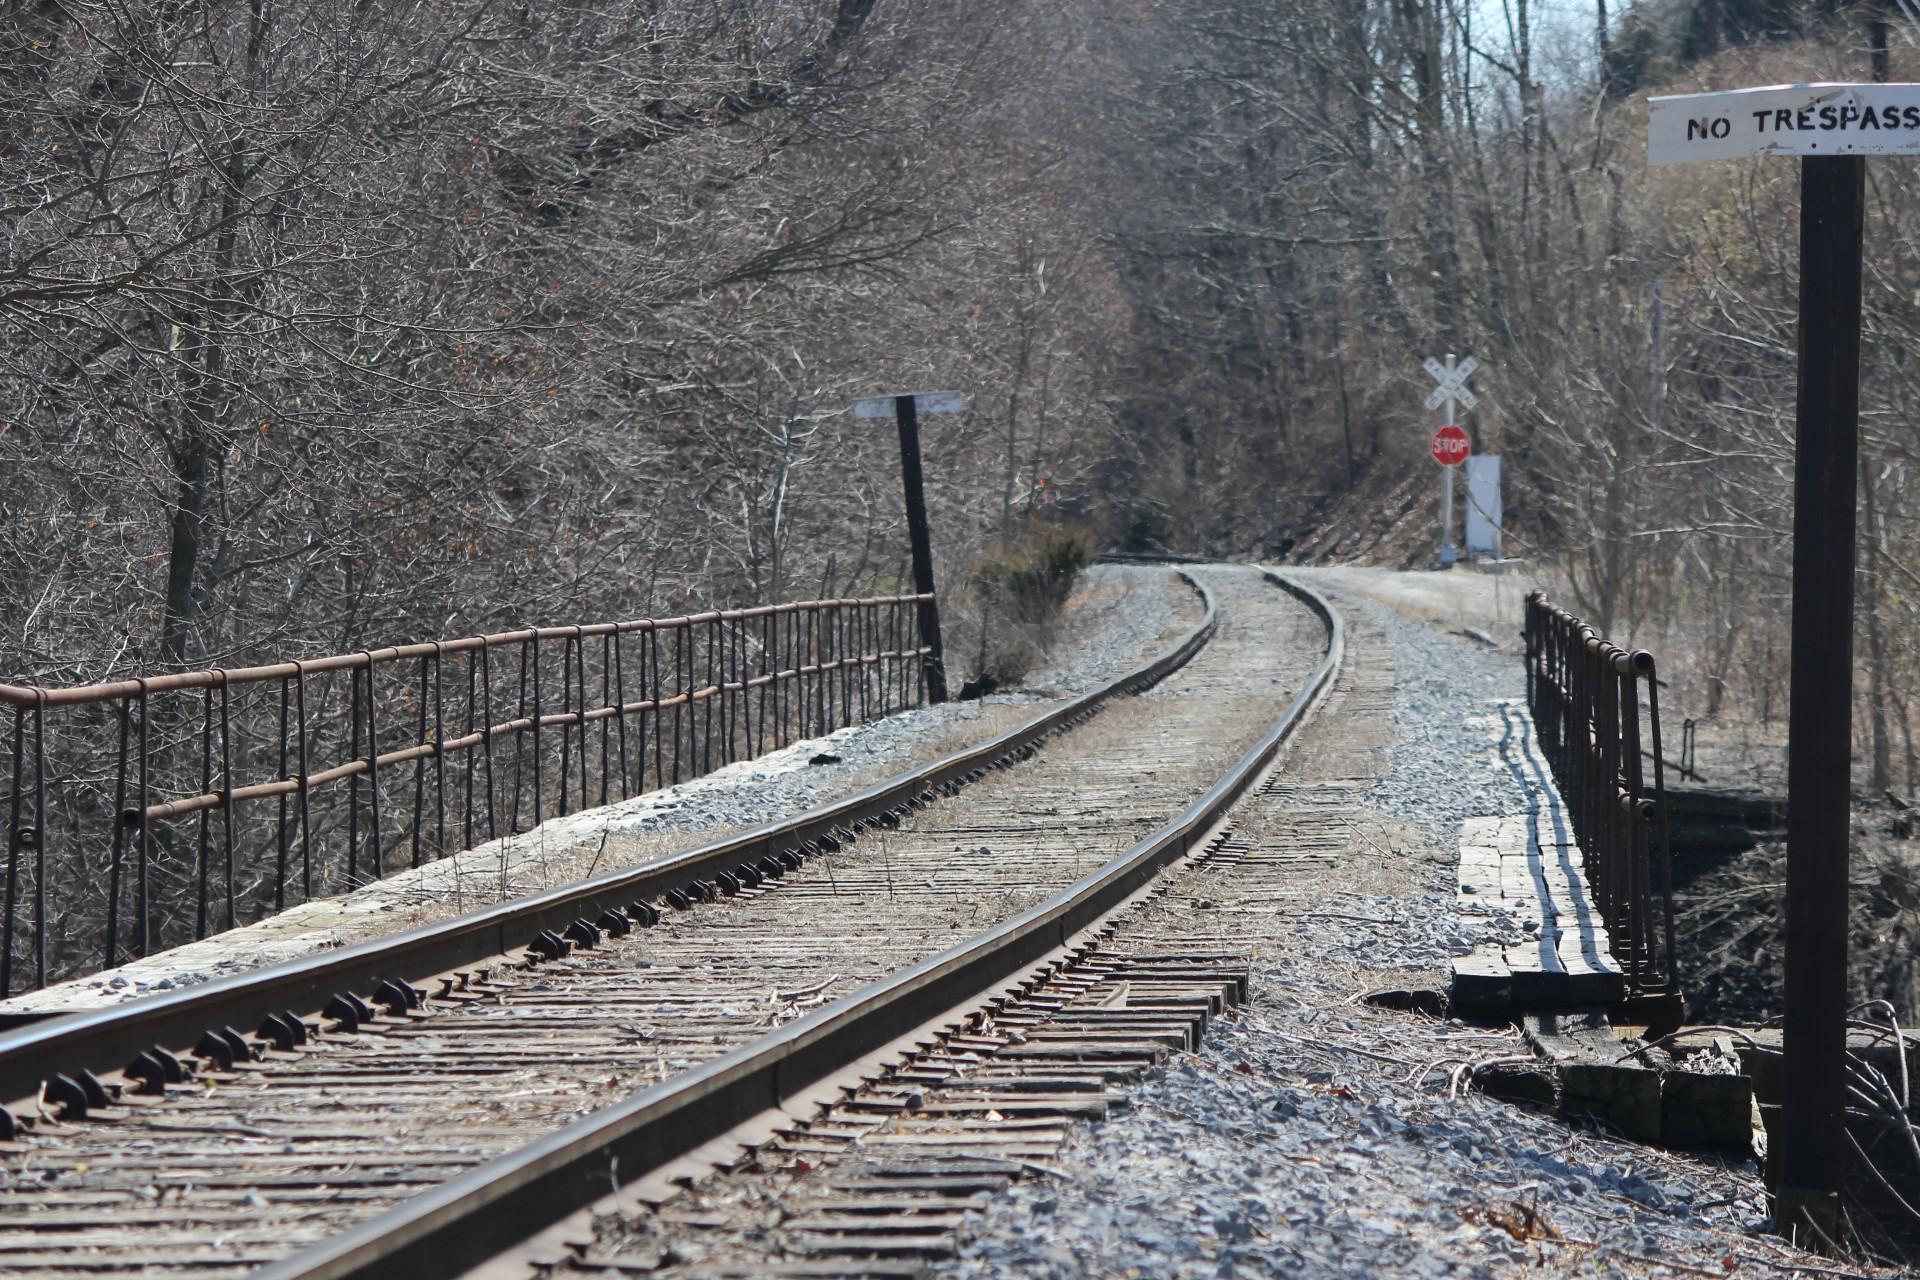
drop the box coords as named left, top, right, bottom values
left=1776, top=152, right=1865, bottom=1245
left=1648, top=83, right=1920, bottom=1243
left=892, top=394, right=949, bottom=703
left=853, top=391, right=963, bottom=704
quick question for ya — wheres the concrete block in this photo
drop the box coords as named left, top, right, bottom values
left=1661, top=1070, right=1756, bottom=1149
left=1562, top=1062, right=1662, bottom=1144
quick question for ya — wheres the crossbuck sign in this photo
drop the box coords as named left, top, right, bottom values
left=1420, top=354, right=1479, bottom=567
left=1423, top=355, right=1479, bottom=411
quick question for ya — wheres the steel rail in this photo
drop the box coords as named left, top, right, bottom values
left=0, top=574, right=1220, bottom=1111
left=250, top=569, right=1343, bottom=1280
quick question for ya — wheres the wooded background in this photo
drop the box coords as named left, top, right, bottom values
left=2, top=0, right=1917, bottom=784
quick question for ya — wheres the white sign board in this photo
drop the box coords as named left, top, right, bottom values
left=1649, top=82, right=1920, bottom=165
left=1464, top=454, right=1502, bottom=557
left=852, top=391, right=966, bottom=419
left=1422, top=354, right=1479, bottom=412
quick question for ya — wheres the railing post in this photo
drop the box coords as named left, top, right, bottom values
left=480, top=643, right=499, bottom=842
left=218, top=675, right=235, bottom=932
left=274, top=677, right=290, bottom=912
left=412, top=655, right=431, bottom=869
left=557, top=633, right=574, bottom=818
left=196, top=683, right=213, bottom=939
left=2, top=707, right=23, bottom=996
left=434, top=644, right=448, bottom=862
left=529, top=635, right=544, bottom=828
left=107, top=698, right=132, bottom=965
left=1645, top=662, right=1677, bottom=993
left=365, top=653, right=384, bottom=881
left=609, top=631, right=626, bottom=804
left=295, top=666, right=313, bottom=899
left=574, top=626, right=590, bottom=811
left=135, top=680, right=151, bottom=958
left=463, top=651, right=478, bottom=855
left=703, top=616, right=717, bottom=775
left=348, top=665, right=363, bottom=886
left=672, top=624, right=686, bottom=784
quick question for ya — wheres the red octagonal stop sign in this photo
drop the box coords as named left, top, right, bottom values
left=1430, top=424, right=1471, bottom=467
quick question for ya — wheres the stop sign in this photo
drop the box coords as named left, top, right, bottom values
left=1429, top=424, right=1471, bottom=467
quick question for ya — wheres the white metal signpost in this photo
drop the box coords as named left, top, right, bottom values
left=1422, top=354, right=1478, bottom=567
left=852, top=392, right=966, bottom=704
left=1650, top=80, right=1920, bottom=1243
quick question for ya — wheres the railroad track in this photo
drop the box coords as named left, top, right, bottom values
left=0, top=566, right=1341, bottom=1280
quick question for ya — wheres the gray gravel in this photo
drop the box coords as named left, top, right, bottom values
left=1026, top=563, right=1182, bottom=695
left=1361, top=599, right=1529, bottom=841
left=1352, top=598, right=1539, bottom=968
left=1267, top=596, right=1535, bottom=973
left=933, top=583, right=1809, bottom=1280
left=938, top=977, right=1775, bottom=1279
left=1283, top=889, right=1516, bottom=975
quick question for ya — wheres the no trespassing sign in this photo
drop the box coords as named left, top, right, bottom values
left=1648, top=82, right=1920, bottom=164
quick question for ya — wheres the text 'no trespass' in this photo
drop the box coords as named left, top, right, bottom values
left=1648, top=82, right=1920, bottom=165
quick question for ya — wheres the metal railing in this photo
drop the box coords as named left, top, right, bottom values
left=0, top=595, right=932, bottom=995
left=1524, top=591, right=1676, bottom=996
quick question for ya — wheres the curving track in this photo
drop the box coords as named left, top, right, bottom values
left=0, top=567, right=1338, bottom=1280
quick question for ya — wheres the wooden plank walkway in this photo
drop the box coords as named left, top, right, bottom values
left=1452, top=699, right=1625, bottom=1008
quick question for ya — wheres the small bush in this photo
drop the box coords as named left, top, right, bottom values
left=966, top=522, right=1095, bottom=687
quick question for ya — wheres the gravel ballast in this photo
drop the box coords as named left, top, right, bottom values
left=932, top=572, right=1853, bottom=1280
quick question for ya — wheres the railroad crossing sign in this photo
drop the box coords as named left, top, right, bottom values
left=1421, top=354, right=1480, bottom=567
left=1648, top=81, right=1920, bottom=1241
left=1422, top=355, right=1478, bottom=411
left=1429, top=424, right=1471, bottom=467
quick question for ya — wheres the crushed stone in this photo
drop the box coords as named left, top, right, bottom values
left=934, top=581, right=1834, bottom=1280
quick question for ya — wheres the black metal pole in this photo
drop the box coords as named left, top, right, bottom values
left=894, top=394, right=949, bottom=703
left=1776, top=152, right=1866, bottom=1246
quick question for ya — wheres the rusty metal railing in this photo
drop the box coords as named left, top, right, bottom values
left=1524, top=591, right=1676, bottom=996
left=0, top=595, right=932, bottom=995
